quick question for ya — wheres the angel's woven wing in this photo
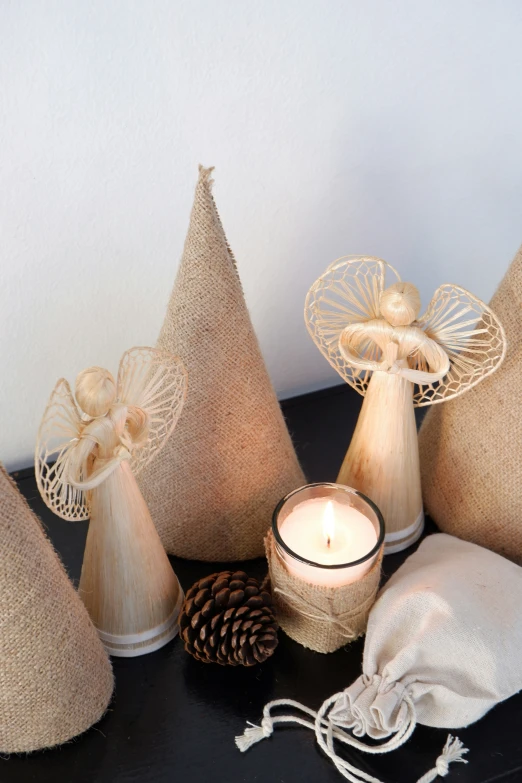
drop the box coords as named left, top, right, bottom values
left=413, top=284, right=506, bottom=406
left=117, top=347, right=188, bottom=476
left=305, top=256, right=401, bottom=396
left=35, top=378, right=90, bottom=521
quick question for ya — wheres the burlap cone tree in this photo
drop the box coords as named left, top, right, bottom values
left=0, top=465, right=114, bottom=753
left=419, top=245, right=522, bottom=562
left=138, top=166, right=304, bottom=560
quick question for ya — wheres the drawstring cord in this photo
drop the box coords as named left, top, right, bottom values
left=235, top=696, right=468, bottom=783
left=415, top=736, right=468, bottom=783
left=272, top=587, right=376, bottom=641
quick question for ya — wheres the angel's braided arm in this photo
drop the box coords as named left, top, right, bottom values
left=338, top=321, right=390, bottom=371
left=124, top=406, right=149, bottom=448
left=396, top=334, right=450, bottom=384
left=67, top=432, right=129, bottom=491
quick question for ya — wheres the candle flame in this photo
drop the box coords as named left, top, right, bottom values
left=322, top=501, right=335, bottom=548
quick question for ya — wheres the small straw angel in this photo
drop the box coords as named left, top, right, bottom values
left=35, top=347, right=188, bottom=656
left=305, top=256, right=506, bottom=553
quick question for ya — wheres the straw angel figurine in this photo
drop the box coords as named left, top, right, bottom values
left=35, top=347, right=188, bottom=656
left=305, top=257, right=506, bottom=553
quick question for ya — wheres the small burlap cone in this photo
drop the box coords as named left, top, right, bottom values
left=419, top=245, right=522, bottom=562
left=138, top=166, right=305, bottom=560
left=265, top=531, right=382, bottom=653
left=0, top=466, right=114, bottom=753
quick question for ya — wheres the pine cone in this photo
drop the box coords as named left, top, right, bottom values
left=179, top=570, right=278, bottom=666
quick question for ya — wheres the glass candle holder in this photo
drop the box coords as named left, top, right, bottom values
left=272, top=483, right=385, bottom=588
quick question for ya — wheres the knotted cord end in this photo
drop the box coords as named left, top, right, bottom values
left=416, top=735, right=469, bottom=783
left=235, top=717, right=273, bottom=752
left=438, top=734, right=469, bottom=774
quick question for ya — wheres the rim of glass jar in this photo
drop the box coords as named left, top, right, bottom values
left=272, top=482, right=385, bottom=570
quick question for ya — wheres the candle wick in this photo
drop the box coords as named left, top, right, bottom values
left=323, top=500, right=335, bottom=549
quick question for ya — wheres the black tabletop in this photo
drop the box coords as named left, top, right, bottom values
left=5, top=384, right=522, bottom=783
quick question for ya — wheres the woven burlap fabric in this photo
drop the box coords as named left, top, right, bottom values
left=419, top=245, right=522, bottom=562
left=138, top=166, right=305, bottom=560
left=266, top=530, right=383, bottom=653
left=0, top=465, right=113, bottom=753
left=329, top=534, right=522, bottom=736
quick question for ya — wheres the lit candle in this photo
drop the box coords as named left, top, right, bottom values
left=274, top=484, right=383, bottom=587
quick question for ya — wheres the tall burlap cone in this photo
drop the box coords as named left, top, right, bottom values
left=138, top=166, right=305, bottom=560
left=419, top=245, right=522, bottom=562
left=0, top=465, right=114, bottom=753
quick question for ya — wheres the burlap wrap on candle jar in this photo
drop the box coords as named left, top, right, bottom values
left=0, top=465, right=114, bottom=753
left=138, top=165, right=305, bottom=561
left=265, top=530, right=383, bottom=654
left=419, top=244, right=522, bottom=563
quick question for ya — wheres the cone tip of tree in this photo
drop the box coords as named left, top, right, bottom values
left=198, top=164, right=215, bottom=186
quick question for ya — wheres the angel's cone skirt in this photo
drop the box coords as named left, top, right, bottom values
left=79, top=460, right=183, bottom=657
left=337, top=369, right=424, bottom=554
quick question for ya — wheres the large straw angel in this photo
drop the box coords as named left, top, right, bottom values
left=305, top=257, right=506, bottom=554
left=36, top=347, right=188, bottom=656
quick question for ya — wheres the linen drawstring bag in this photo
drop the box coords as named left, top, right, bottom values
left=236, top=534, right=522, bottom=782
left=419, top=244, right=522, bottom=562
left=138, top=165, right=305, bottom=560
left=0, top=465, right=114, bottom=752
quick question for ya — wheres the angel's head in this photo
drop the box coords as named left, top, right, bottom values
left=379, top=282, right=421, bottom=327
left=75, top=366, right=117, bottom=418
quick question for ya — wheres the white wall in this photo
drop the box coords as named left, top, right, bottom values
left=1, top=0, right=522, bottom=469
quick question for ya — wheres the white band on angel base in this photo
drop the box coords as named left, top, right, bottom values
left=384, top=511, right=425, bottom=555
left=97, top=588, right=184, bottom=658
left=235, top=696, right=469, bottom=783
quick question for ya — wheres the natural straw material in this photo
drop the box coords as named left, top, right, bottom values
left=0, top=465, right=113, bottom=753
left=419, top=245, right=522, bottom=562
left=305, top=257, right=505, bottom=554
left=35, top=349, right=187, bottom=657
left=139, top=166, right=305, bottom=560
left=265, top=530, right=382, bottom=653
